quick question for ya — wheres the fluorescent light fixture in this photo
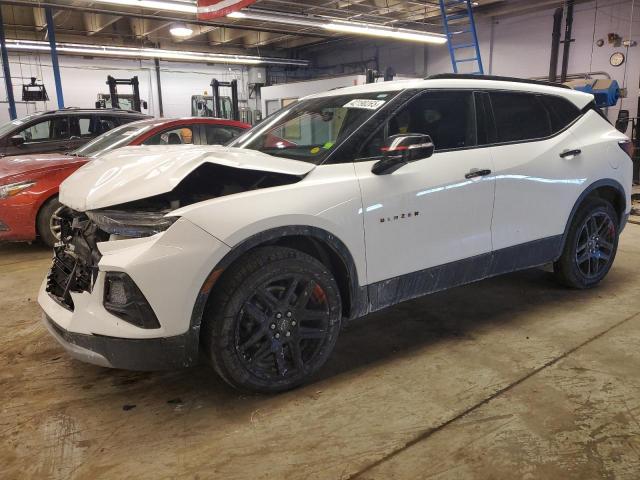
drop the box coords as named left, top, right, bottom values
left=5, top=40, right=309, bottom=66
left=227, top=9, right=447, bottom=45
left=170, top=23, right=193, bottom=37
left=324, top=22, right=447, bottom=44
left=85, top=0, right=197, bottom=13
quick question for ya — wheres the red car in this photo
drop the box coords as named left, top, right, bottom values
left=0, top=117, right=250, bottom=247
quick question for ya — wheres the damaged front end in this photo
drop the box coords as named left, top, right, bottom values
left=86, top=209, right=178, bottom=238
left=46, top=206, right=174, bottom=330
left=46, top=208, right=108, bottom=310
left=82, top=161, right=304, bottom=238
left=48, top=158, right=305, bottom=309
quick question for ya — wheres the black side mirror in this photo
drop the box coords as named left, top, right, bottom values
left=372, top=134, right=434, bottom=175
left=10, top=135, right=25, bottom=147
left=615, top=109, right=629, bottom=133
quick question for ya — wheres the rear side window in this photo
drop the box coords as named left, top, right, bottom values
left=202, top=125, right=243, bottom=145
left=143, top=127, right=193, bottom=145
left=69, top=115, right=99, bottom=138
left=96, top=115, right=121, bottom=134
left=539, top=95, right=581, bottom=132
left=489, top=92, right=551, bottom=142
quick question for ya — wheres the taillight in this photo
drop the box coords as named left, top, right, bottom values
left=618, top=140, right=633, bottom=159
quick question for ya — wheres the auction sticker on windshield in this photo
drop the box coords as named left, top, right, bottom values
left=343, top=99, right=386, bottom=110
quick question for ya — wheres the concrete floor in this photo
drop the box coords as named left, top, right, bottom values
left=1, top=223, right=640, bottom=479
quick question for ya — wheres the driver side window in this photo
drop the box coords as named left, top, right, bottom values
left=18, top=117, right=69, bottom=143
left=357, top=91, right=477, bottom=159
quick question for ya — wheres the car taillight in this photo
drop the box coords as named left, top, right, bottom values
left=618, top=140, right=633, bottom=159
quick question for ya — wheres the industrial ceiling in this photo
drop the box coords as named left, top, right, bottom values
left=1, top=0, right=574, bottom=57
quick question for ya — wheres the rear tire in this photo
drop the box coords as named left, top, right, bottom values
left=36, top=196, right=63, bottom=248
left=554, top=198, right=619, bottom=288
left=202, top=246, right=342, bottom=393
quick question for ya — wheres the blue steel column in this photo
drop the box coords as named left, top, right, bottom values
left=0, top=7, right=17, bottom=120
left=45, top=7, right=64, bottom=109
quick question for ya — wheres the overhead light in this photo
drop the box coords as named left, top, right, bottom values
left=84, top=0, right=197, bottom=13
left=227, top=9, right=447, bottom=45
left=4, top=40, right=310, bottom=66
left=170, top=23, right=193, bottom=37
left=324, top=22, right=447, bottom=44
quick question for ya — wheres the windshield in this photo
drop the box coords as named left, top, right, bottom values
left=72, top=119, right=160, bottom=157
left=0, top=114, right=40, bottom=138
left=231, top=91, right=397, bottom=164
left=191, top=96, right=232, bottom=118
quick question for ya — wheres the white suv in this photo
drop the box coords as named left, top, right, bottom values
left=39, top=75, right=633, bottom=392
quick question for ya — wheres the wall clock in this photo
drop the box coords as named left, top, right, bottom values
left=610, top=52, right=625, bottom=67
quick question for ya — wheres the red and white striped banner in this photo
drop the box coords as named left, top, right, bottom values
left=197, top=0, right=257, bottom=20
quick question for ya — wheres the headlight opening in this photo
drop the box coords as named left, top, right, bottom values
left=86, top=209, right=179, bottom=237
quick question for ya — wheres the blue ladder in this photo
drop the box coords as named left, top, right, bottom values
left=439, top=0, right=484, bottom=75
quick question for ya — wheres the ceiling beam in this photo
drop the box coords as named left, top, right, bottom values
left=172, top=24, right=218, bottom=42
left=83, top=12, right=122, bottom=36
left=129, top=18, right=171, bottom=38
left=207, top=27, right=249, bottom=45
left=476, top=0, right=574, bottom=18
left=33, top=7, right=62, bottom=32
left=4, top=1, right=331, bottom=39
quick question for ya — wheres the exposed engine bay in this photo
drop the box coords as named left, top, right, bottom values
left=121, top=162, right=302, bottom=211
left=85, top=163, right=303, bottom=236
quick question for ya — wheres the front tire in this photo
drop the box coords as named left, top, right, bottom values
left=554, top=198, right=619, bottom=288
left=36, top=196, right=63, bottom=248
left=202, top=246, right=342, bottom=393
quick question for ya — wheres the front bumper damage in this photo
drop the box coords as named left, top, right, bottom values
left=41, top=311, right=195, bottom=370
left=39, top=212, right=230, bottom=370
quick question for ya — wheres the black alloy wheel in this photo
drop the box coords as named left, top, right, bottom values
left=554, top=198, right=619, bottom=288
left=203, top=246, right=342, bottom=392
left=236, top=274, right=334, bottom=381
left=574, top=211, right=616, bottom=279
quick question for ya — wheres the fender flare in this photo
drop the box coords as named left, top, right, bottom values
left=189, top=225, right=367, bottom=343
left=558, top=178, right=627, bottom=257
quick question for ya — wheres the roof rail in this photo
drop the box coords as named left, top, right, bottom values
left=38, top=107, right=144, bottom=115
left=426, top=73, right=571, bottom=90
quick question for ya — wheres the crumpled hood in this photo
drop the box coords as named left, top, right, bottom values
left=59, top=144, right=316, bottom=211
left=0, top=153, right=84, bottom=183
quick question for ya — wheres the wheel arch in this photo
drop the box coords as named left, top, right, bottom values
left=559, top=178, right=627, bottom=256
left=34, top=190, right=60, bottom=233
left=190, top=225, right=368, bottom=341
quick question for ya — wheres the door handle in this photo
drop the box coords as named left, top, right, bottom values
left=559, top=148, right=581, bottom=158
left=465, top=168, right=492, bottom=179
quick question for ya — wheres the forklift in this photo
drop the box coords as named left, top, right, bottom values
left=191, top=78, right=240, bottom=121
left=96, top=76, right=148, bottom=112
